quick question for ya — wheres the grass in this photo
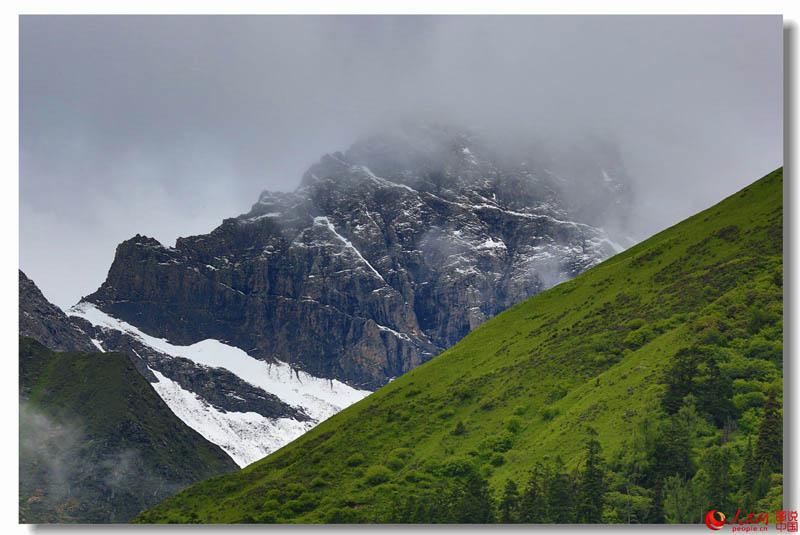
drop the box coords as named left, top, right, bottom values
left=135, top=168, right=783, bottom=524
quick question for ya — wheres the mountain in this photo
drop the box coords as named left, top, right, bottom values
left=136, top=168, right=783, bottom=524
left=80, top=125, right=631, bottom=391
left=19, top=270, right=98, bottom=353
left=18, top=273, right=239, bottom=522
left=68, top=126, right=631, bottom=466
left=66, top=126, right=632, bottom=464
left=19, top=336, right=238, bottom=523
left=19, top=270, right=340, bottom=467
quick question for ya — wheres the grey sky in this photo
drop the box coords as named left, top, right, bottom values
left=20, top=15, right=782, bottom=308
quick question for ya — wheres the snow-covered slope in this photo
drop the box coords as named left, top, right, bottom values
left=69, top=303, right=370, bottom=467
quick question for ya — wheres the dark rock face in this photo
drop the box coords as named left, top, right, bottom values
left=19, top=270, right=98, bottom=353
left=85, top=126, right=632, bottom=389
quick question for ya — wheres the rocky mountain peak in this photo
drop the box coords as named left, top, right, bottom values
left=84, top=126, right=633, bottom=389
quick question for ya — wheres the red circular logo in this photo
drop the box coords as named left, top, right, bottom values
left=705, top=510, right=726, bottom=530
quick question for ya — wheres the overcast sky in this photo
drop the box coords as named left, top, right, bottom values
left=20, top=15, right=782, bottom=308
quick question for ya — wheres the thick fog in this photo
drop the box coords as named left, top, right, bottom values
left=20, top=15, right=782, bottom=308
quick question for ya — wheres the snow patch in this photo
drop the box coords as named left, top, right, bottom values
left=313, top=216, right=386, bottom=283
left=358, top=166, right=416, bottom=192
left=68, top=302, right=371, bottom=466
left=149, top=369, right=313, bottom=467
left=375, top=323, right=412, bottom=342
left=247, top=212, right=282, bottom=222
left=477, top=237, right=506, bottom=250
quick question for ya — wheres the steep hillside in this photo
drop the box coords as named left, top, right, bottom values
left=19, top=337, right=238, bottom=523
left=137, top=168, right=783, bottom=524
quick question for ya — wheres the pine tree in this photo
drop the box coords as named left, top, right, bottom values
left=449, top=468, right=495, bottom=523
left=650, top=405, right=696, bottom=486
left=662, top=475, right=694, bottom=524
left=754, top=389, right=782, bottom=473
left=547, top=469, right=576, bottom=523
left=696, top=359, right=736, bottom=427
left=498, top=479, right=520, bottom=523
left=577, top=429, right=605, bottom=523
left=743, top=436, right=758, bottom=490
left=520, top=464, right=549, bottom=523
left=704, top=447, right=733, bottom=513
left=662, top=347, right=703, bottom=414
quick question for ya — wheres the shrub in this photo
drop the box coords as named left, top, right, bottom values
left=363, top=465, right=392, bottom=486
left=490, top=453, right=505, bottom=467
left=733, top=391, right=767, bottom=412
left=506, top=417, right=522, bottom=433
left=309, top=476, right=327, bottom=489
left=346, top=452, right=366, bottom=467
left=391, top=447, right=412, bottom=460
left=285, top=483, right=305, bottom=500
left=386, top=456, right=405, bottom=471
left=482, top=432, right=513, bottom=453
left=285, top=492, right=318, bottom=514
left=628, top=318, right=646, bottom=330
left=439, top=457, right=475, bottom=477
left=624, top=327, right=655, bottom=349
left=324, top=507, right=361, bottom=523
left=541, top=406, right=560, bottom=421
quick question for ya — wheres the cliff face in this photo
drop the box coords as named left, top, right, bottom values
left=84, top=126, right=632, bottom=389
left=19, top=270, right=98, bottom=353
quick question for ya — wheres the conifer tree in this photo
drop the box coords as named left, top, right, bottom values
left=696, top=359, right=736, bottom=427
left=755, top=389, right=782, bottom=473
left=577, top=429, right=605, bottom=523
left=547, top=468, right=576, bottom=523
left=520, top=464, right=549, bottom=523
left=704, top=447, right=733, bottom=514
left=498, top=479, right=520, bottom=523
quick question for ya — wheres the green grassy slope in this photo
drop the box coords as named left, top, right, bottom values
left=19, top=336, right=238, bottom=523
left=138, top=168, right=783, bottom=524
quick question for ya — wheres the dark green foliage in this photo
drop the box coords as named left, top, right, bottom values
left=649, top=406, right=696, bottom=483
left=577, top=430, right=605, bottom=523
left=363, top=466, right=392, bottom=486
left=547, top=471, right=577, bottom=523
left=387, top=463, right=495, bottom=523
left=754, top=390, right=782, bottom=473
left=346, top=453, right=366, bottom=466
left=498, top=479, right=520, bottom=523
left=703, top=447, right=734, bottom=513
left=661, top=347, right=705, bottom=414
left=696, top=359, right=737, bottom=426
left=519, top=465, right=549, bottom=523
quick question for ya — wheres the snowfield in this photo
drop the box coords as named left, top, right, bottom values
left=68, top=302, right=371, bottom=467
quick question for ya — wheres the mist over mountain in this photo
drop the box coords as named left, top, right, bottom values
left=20, top=16, right=782, bottom=308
